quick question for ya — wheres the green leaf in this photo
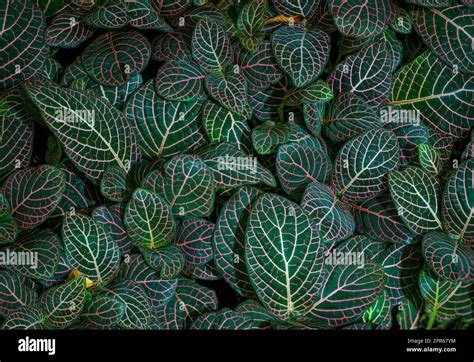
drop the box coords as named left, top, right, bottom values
left=277, top=139, right=333, bottom=196
left=309, top=255, right=385, bottom=326
left=2, top=306, right=45, bottom=330
left=419, top=267, right=472, bottom=326
left=272, top=0, right=319, bottom=18
left=442, top=159, right=473, bottom=243
left=205, top=73, right=252, bottom=119
left=100, top=165, right=133, bottom=202
left=147, top=154, right=215, bottom=218
left=125, top=188, right=176, bottom=250
left=251, top=122, right=290, bottom=155
left=140, top=245, right=185, bottom=279
left=191, top=308, right=252, bottom=330
left=174, top=218, right=215, bottom=271
left=389, top=51, right=473, bottom=139
left=389, top=166, right=443, bottom=234
left=383, top=243, right=423, bottom=305
left=390, top=8, right=412, bottom=34
left=192, top=18, right=232, bottom=73
left=153, top=278, right=217, bottom=329
left=362, top=289, right=392, bottom=328
left=284, top=80, right=333, bottom=105
left=23, top=78, right=137, bottom=183
left=412, top=5, right=473, bottom=74
left=39, top=275, right=87, bottom=328
left=324, top=92, right=381, bottom=143
left=271, top=25, right=330, bottom=88
left=235, top=299, right=274, bottom=329
left=197, top=143, right=276, bottom=191
left=0, top=89, right=34, bottom=178
left=45, top=10, right=95, bottom=48
left=202, top=100, right=249, bottom=147
left=7, top=230, right=61, bottom=280
left=352, top=194, right=416, bottom=244
left=418, top=143, right=441, bottom=175
left=331, top=0, right=395, bottom=38
left=2, top=165, right=66, bottom=229
left=99, top=279, right=152, bottom=329
left=119, top=254, right=177, bottom=308
left=0, top=270, right=38, bottom=317
left=214, top=187, right=260, bottom=298
left=155, top=60, right=206, bottom=102
left=329, top=40, right=393, bottom=106
left=63, top=213, right=121, bottom=285
left=81, top=294, right=125, bottom=328
left=0, top=0, right=48, bottom=91
left=124, top=80, right=205, bottom=159
left=422, top=232, right=471, bottom=282
left=396, top=292, right=424, bottom=330
left=236, top=0, right=267, bottom=51
left=245, top=194, right=324, bottom=320
left=81, top=30, right=151, bottom=86
left=332, top=129, right=400, bottom=202
left=301, top=181, right=355, bottom=245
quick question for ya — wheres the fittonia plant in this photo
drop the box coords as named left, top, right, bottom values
left=0, top=0, right=472, bottom=330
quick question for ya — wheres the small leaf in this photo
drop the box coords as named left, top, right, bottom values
left=125, top=188, right=176, bottom=250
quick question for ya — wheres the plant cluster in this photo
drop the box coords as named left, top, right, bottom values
left=0, top=0, right=472, bottom=330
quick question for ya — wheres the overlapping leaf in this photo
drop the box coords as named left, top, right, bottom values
left=245, top=194, right=324, bottom=320
left=24, top=78, right=137, bottom=183
left=271, top=25, right=330, bottom=88
left=332, top=128, right=400, bottom=202
left=63, top=213, right=121, bottom=285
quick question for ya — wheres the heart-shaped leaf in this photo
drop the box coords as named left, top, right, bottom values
left=236, top=0, right=267, bottom=51
left=192, top=18, right=232, bottom=73
left=422, top=232, right=471, bottom=282
left=328, top=40, right=393, bottom=106
left=2, top=165, right=66, bottom=229
left=301, top=181, right=355, bottom=245
left=23, top=78, right=137, bottom=183
left=125, top=188, right=176, bottom=250
left=332, top=128, right=400, bottom=202
left=331, top=0, right=395, bottom=38
left=271, top=25, right=330, bottom=87
left=148, top=154, right=215, bottom=218
left=252, top=122, right=290, bottom=155
left=389, top=166, right=443, bottom=234
left=124, top=80, right=205, bottom=159
left=39, top=275, right=87, bottom=328
left=155, top=60, right=206, bottom=102
left=352, top=194, right=416, bottom=244
left=63, top=213, right=121, bottom=285
left=7, top=230, right=60, bottom=280
left=245, top=194, right=324, bottom=320
left=324, top=92, right=381, bottom=143
left=202, top=100, right=249, bottom=147
left=81, top=30, right=151, bottom=86
left=45, top=10, right=95, bottom=48
left=205, top=73, right=252, bottom=119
